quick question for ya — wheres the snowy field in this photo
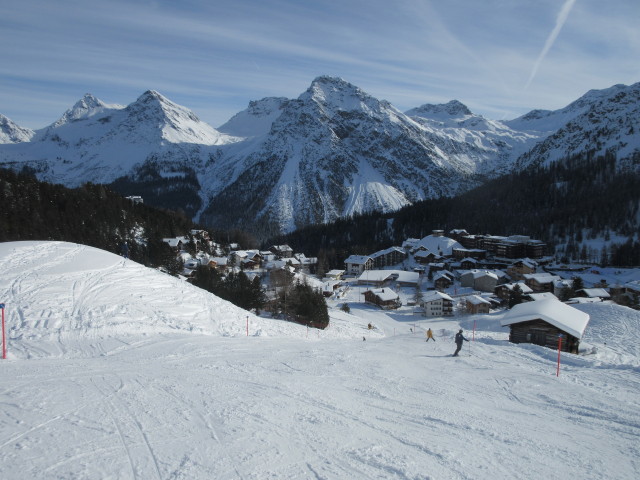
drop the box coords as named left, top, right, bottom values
left=0, top=241, right=639, bottom=479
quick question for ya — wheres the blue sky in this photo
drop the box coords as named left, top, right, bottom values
left=2, top=0, right=638, bottom=129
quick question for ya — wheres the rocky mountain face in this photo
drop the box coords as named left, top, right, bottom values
left=1, top=77, right=638, bottom=238
left=0, top=114, right=34, bottom=144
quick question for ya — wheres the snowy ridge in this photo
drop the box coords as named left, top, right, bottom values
left=217, top=96, right=289, bottom=137
left=513, top=82, right=640, bottom=170
left=0, top=77, right=638, bottom=235
left=0, top=114, right=34, bottom=144
left=0, top=241, right=365, bottom=355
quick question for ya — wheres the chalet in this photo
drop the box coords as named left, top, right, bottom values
left=325, top=270, right=345, bottom=281
left=370, top=247, right=406, bottom=268
left=357, top=270, right=395, bottom=287
left=190, top=229, right=210, bottom=241
left=208, top=256, right=229, bottom=272
left=395, top=271, right=420, bottom=287
left=412, top=232, right=462, bottom=257
left=163, top=236, right=187, bottom=252
left=322, top=281, right=341, bottom=297
left=448, top=229, right=470, bottom=241
left=452, top=248, right=487, bottom=261
left=466, top=295, right=491, bottom=314
left=433, top=271, right=454, bottom=291
left=421, top=291, right=454, bottom=317
left=526, top=292, right=558, bottom=302
left=231, top=250, right=263, bottom=267
left=460, top=270, right=500, bottom=293
left=270, top=245, right=294, bottom=258
left=344, top=255, right=373, bottom=276
left=364, top=288, right=401, bottom=310
left=294, top=253, right=318, bottom=273
left=507, top=259, right=537, bottom=281
left=500, top=298, right=590, bottom=354
left=402, top=238, right=421, bottom=251
left=494, top=282, right=533, bottom=301
left=414, top=250, right=441, bottom=264
left=524, top=273, right=561, bottom=293
left=554, top=278, right=574, bottom=298
left=575, top=288, right=611, bottom=301
left=460, top=258, right=480, bottom=270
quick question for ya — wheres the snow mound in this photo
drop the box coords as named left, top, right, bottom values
left=0, top=241, right=353, bottom=358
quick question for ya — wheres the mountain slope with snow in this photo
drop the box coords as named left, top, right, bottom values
left=199, top=76, right=483, bottom=235
left=0, top=114, right=34, bottom=144
left=0, top=241, right=638, bottom=479
left=0, top=78, right=638, bottom=237
left=512, top=82, right=640, bottom=171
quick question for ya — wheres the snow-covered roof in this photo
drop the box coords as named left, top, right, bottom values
left=344, top=255, right=372, bottom=265
left=395, top=271, right=419, bottom=284
left=357, top=270, right=394, bottom=283
left=414, top=234, right=462, bottom=256
left=501, top=298, right=590, bottom=339
left=499, top=282, right=533, bottom=294
left=370, top=246, right=404, bottom=258
left=326, top=269, right=345, bottom=277
left=527, top=292, right=558, bottom=301
left=163, top=237, right=186, bottom=248
left=367, top=288, right=399, bottom=301
left=461, top=269, right=499, bottom=280
left=523, top=273, right=560, bottom=283
left=579, top=288, right=611, bottom=299
left=434, top=271, right=454, bottom=282
left=467, top=295, right=491, bottom=305
left=423, top=291, right=454, bottom=303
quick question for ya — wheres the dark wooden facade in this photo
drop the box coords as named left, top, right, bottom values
left=507, top=319, right=580, bottom=353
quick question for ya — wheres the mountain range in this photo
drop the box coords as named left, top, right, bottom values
left=1, top=76, right=639, bottom=238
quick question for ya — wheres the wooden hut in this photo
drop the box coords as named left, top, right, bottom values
left=363, top=288, right=401, bottom=310
left=500, top=298, right=589, bottom=354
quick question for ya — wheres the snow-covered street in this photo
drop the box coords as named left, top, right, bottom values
left=1, top=242, right=639, bottom=479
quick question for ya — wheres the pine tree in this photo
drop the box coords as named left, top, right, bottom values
left=508, top=284, right=524, bottom=309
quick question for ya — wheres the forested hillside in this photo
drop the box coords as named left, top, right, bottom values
left=268, top=150, right=640, bottom=269
left=0, top=168, right=201, bottom=267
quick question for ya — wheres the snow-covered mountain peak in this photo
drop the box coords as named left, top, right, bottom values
left=122, top=90, right=238, bottom=145
left=217, top=97, right=289, bottom=137
left=300, top=76, right=383, bottom=116
left=51, top=93, right=121, bottom=128
left=406, top=100, right=473, bottom=120
left=0, top=114, right=35, bottom=144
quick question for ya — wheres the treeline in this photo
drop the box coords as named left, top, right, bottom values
left=267, top=150, right=640, bottom=268
left=0, top=167, right=199, bottom=268
left=192, top=266, right=329, bottom=329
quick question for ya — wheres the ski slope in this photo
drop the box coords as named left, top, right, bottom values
left=0, top=242, right=639, bottom=479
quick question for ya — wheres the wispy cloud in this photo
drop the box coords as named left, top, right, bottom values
left=0, top=0, right=637, bottom=129
left=525, top=0, right=578, bottom=90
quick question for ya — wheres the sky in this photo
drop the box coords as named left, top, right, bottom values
left=1, top=0, right=639, bottom=130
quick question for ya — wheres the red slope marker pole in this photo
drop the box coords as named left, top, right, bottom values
left=1, top=303, right=6, bottom=360
left=556, top=334, right=563, bottom=377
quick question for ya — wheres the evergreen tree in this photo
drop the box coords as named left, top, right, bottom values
left=571, top=276, right=585, bottom=292
left=508, top=284, right=524, bottom=309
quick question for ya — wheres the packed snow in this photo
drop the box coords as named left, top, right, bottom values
left=1, top=241, right=639, bottom=479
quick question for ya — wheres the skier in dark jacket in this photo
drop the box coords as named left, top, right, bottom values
left=453, top=329, right=469, bottom=356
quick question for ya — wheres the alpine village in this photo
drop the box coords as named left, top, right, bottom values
left=1, top=77, right=639, bottom=356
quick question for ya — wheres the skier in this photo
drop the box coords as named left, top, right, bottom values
left=453, top=329, right=468, bottom=356
left=121, top=242, right=129, bottom=259
left=425, top=328, right=435, bottom=342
